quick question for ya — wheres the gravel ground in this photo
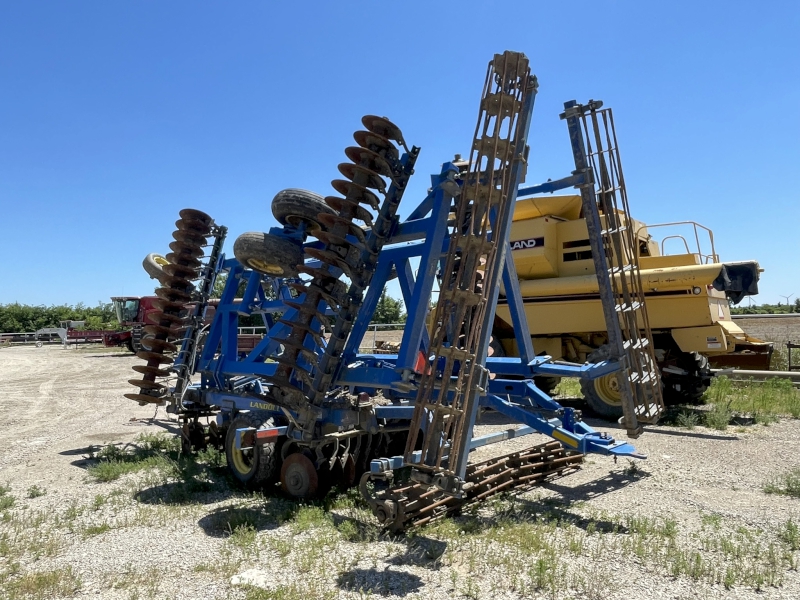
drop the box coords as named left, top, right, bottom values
left=0, top=344, right=799, bottom=600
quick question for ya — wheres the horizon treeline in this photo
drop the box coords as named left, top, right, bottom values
left=0, top=302, right=118, bottom=333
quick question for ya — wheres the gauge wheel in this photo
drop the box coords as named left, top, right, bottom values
left=233, top=232, right=303, bottom=278
left=271, top=188, right=334, bottom=234
left=224, top=415, right=278, bottom=488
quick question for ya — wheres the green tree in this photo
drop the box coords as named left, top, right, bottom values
left=372, top=289, right=406, bottom=326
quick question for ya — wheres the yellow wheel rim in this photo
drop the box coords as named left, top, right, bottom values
left=594, top=373, right=622, bottom=406
left=231, top=446, right=254, bottom=475
left=247, top=259, right=283, bottom=275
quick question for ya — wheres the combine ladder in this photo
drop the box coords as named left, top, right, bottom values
left=561, top=100, right=664, bottom=437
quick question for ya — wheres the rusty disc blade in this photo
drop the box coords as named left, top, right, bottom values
left=283, top=301, right=331, bottom=329
left=132, top=364, right=172, bottom=377
left=353, top=130, right=399, bottom=161
left=143, top=324, right=178, bottom=338
left=128, top=379, right=167, bottom=391
left=280, top=452, right=320, bottom=498
left=165, top=252, right=202, bottom=269
left=306, top=282, right=347, bottom=308
left=135, top=350, right=175, bottom=364
left=143, top=337, right=178, bottom=353
left=155, top=286, right=193, bottom=303
left=274, top=320, right=324, bottom=344
left=330, top=179, right=380, bottom=210
left=175, top=218, right=211, bottom=235
left=172, top=229, right=207, bottom=246
left=313, top=229, right=354, bottom=250
left=179, top=208, right=213, bottom=226
left=168, top=240, right=204, bottom=258
left=361, top=115, right=405, bottom=146
left=124, top=393, right=166, bottom=405
left=278, top=338, right=320, bottom=364
left=344, top=147, right=393, bottom=177
left=157, top=274, right=193, bottom=290
left=151, top=298, right=186, bottom=314
left=148, top=310, right=185, bottom=326
left=162, top=263, right=198, bottom=279
left=316, top=213, right=367, bottom=244
left=337, top=163, right=386, bottom=193
left=323, top=196, right=373, bottom=226
left=304, top=248, right=353, bottom=277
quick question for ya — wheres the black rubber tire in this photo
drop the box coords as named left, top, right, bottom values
left=663, top=352, right=712, bottom=405
left=143, top=253, right=169, bottom=281
left=271, top=188, right=334, bottom=234
left=580, top=346, right=624, bottom=419
left=233, top=232, right=303, bottom=277
left=224, top=415, right=279, bottom=489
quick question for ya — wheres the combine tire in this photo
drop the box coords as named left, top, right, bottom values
left=224, top=415, right=278, bottom=489
left=581, top=345, right=663, bottom=419
left=143, top=253, right=169, bottom=281
left=664, top=352, right=711, bottom=404
left=271, top=188, right=334, bottom=234
left=580, top=346, right=624, bottom=419
left=233, top=232, right=303, bottom=277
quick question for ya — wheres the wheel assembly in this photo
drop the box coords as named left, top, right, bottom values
left=224, top=416, right=279, bottom=488
left=580, top=345, right=624, bottom=418
left=271, top=188, right=335, bottom=234
left=280, top=452, right=319, bottom=499
left=663, top=351, right=712, bottom=404
left=233, top=232, right=303, bottom=278
left=581, top=344, right=662, bottom=419
left=142, top=253, right=170, bottom=282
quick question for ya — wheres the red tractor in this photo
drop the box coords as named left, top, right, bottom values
left=105, top=296, right=163, bottom=352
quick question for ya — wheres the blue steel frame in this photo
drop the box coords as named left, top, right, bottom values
left=183, top=119, right=645, bottom=470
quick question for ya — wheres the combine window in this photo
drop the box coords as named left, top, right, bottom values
left=113, top=299, right=140, bottom=324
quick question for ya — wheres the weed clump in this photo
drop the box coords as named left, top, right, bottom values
left=763, top=468, right=800, bottom=498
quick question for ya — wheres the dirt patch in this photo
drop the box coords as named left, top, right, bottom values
left=0, top=345, right=799, bottom=599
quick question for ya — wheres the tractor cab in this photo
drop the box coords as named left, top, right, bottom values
left=111, top=297, right=142, bottom=325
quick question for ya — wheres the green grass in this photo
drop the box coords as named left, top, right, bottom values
left=554, top=377, right=581, bottom=398
left=1, top=566, right=81, bottom=600
left=85, top=433, right=229, bottom=493
left=0, top=483, right=14, bottom=510
left=242, top=583, right=336, bottom=600
left=780, top=519, right=800, bottom=551
left=86, top=433, right=181, bottom=482
left=764, top=467, right=800, bottom=498
left=701, top=376, right=800, bottom=429
left=83, top=523, right=112, bottom=537
left=26, top=485, right=46, bottom=499
left=675, top=410, right=700, bottom=429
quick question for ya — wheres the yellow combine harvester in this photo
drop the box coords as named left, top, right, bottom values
left=494, top=194, right=771, bottom=417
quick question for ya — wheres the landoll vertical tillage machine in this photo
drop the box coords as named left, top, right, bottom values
left=125, top=51, right=664, bottom=532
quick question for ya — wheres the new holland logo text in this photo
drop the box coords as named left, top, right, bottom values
left=510, top=237, right=544, bottom=250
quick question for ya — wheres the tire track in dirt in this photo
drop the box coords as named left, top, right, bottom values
left=0, top=346, right=154, bottom=475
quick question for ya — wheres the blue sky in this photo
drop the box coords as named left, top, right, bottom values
left=1, top=1, right=798, bottom=308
